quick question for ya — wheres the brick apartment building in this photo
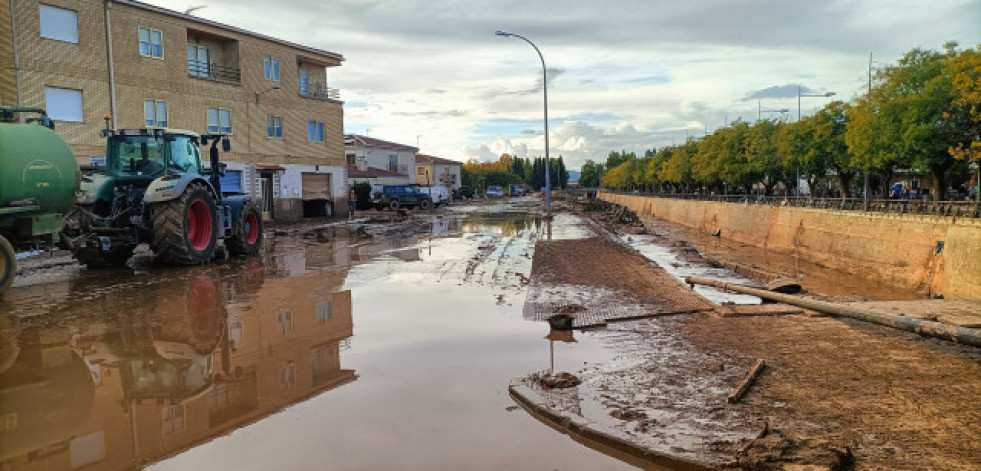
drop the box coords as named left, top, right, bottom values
left=0, top=0, right=348, bottom=220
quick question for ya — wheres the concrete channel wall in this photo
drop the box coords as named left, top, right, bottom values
left=599, top=192, right=981, bottom=299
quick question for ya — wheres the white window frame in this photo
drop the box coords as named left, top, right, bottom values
left=298, top=68, right=309, bottom=95
left=139, top=27, right=164, bottom=59
left=187, top=44, right=210, bottom=77
left=39, top=5, right=78, bottom=44
left=144, top=99, right=167, bottom=127
left=45, top=86, right=83, bottom=122
left=307, top=121, right=324, bottom=142
left=207, top=107, right=232, bottom=134
left=263, top=56, right=280, bottom=82
left=266, top=115, right=283, bottom=138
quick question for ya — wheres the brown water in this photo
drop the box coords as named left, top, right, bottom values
left=0, top=204, right=633, bottom=471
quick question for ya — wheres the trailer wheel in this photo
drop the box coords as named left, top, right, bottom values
left=153, top=181, right=218, bottom=265
left=0, top=235, right=15, bottom=293
left=226, top=202, right=263, bottom=256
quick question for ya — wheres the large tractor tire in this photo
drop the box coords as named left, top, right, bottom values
left=152, top=182, right=218, bottom=265
left=226, top=201, right=263, bottom=256
left=0, top=235, right=16, bottom=293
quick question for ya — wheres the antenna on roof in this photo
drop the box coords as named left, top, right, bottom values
left=184, top=5, right=206, bottom=15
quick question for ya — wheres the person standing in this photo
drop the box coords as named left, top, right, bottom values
left=349, top=189, right=357, bottom=217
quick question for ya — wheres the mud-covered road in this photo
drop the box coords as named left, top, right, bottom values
left=2, top=197, right=979, bottom=470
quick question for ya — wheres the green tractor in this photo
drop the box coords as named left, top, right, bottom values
left=62, top=127, right=262, bottom=267
left=0, top=107, right=80, bottom=294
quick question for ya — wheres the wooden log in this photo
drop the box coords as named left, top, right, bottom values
left=727, top=359, right=766, bottom=404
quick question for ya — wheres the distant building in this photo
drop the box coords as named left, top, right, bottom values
left=415, top=154, right=462, bottom=191
left=344, top=134, right=418, bottom=182
left=2, top=0, right=348, bottom=220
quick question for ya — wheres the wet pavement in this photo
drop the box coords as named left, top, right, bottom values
left=0, top=199, right=637, bottom=470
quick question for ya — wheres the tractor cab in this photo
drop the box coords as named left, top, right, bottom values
left=102, top=128, right=202, bottom=180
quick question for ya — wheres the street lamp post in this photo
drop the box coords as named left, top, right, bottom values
left=758, top=100, right=790, bottom=120
left=797, top=86, right=836, bottom=121
left=496, top=30, right=551, bottom=217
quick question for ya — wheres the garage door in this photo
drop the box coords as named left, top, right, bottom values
left=220, top=170, right=243, bottom=194
left=301, top=173, right=331, bottom=200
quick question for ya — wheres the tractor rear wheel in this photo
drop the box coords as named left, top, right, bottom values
left=0, top=235, right=15, bottom=293
left=152, top=182, right=218, bottom=265
left=226, top=202, right=263, bottom=256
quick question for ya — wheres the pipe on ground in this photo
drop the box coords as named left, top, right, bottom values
left=685, top=276, right=981, bottom=348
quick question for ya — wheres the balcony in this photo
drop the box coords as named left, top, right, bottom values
left=299, top=81, right=340, bottom=101
left=188, top=60, right=241, bottom=84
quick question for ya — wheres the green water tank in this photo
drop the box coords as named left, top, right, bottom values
left=0, top=123, right=79, bottom=215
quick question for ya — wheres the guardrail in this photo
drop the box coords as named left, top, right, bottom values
left=598, top=191, right=981, bottom=218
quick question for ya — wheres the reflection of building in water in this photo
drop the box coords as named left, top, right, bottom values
left=0, top=264, right=355, bottom=470
left=354, top=234, right=421, bottom=262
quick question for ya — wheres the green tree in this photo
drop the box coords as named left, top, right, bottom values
left=579, top=160, right=604, bottom=187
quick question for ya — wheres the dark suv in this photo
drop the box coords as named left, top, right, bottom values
left=372, top=185, right=433, bottom=210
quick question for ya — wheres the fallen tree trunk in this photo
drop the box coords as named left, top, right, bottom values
left=685, top=276, right=981, bottom=348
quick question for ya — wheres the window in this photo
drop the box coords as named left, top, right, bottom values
left=316, top=301, right=333, bottom=323
left=346, top=154, right=356, bottom=166
left=388, top=155, right=398, bottom=173
left=298, top=68, right=309, bottom=95
left=263, top=56, right=280, bottom=81
left=170, top=135, right=201, bottom=174
left=207, top=108, right=231, bottom=134
left=144, top=99, right=167, bottom=127
left=277, top=308, right=293, bottom=334
left=45, top=87, right=83, bottom=122
left=307, top=121, right=324, bottom=142
left=417, top=167, right=426, bottom=176
left=266, top=115, right=283, bottom=138
left=280, top=362, right=296, bottom=387
left=187, top=45, right=210, bottom=77
left=162, top=404, right=185, bottom=435
left=39, top=5, right=78, bottom=43
left=139, top=27, right=163, bottom=58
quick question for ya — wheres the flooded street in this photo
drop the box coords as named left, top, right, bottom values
left=0, top=201, right=633, bottom=470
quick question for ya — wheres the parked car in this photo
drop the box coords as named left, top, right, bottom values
left=485, top=186, right=504, bottom=197
left=509, top=184, right=526, bottom=196
left=413, top=184, right=450, bottom=207
left=371, top=185, right=433, bottom=210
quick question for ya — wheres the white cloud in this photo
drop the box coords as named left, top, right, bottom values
left=145, top=0, right=981, bottom=169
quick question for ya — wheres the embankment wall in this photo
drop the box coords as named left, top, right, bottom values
left=599, top=193, right=981, bottom=299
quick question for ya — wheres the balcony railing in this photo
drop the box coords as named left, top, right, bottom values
left=299, top=82, right=340, bottom=101
left=188, top=60, right=241, bottom=84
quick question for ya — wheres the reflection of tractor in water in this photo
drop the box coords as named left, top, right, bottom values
left=62, top=126, right=262, bottom=267
left=0, top=107, right=80, bottom=293
left=107, top=270, right=229, bottom=404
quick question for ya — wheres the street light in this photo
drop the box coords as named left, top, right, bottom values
left=797, top=86, right=836, bottom=121
left=758, top=100, right=790, bottom=120
left=496, top=30, right=551, bottom=217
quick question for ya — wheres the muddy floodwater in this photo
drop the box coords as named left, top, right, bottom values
left=0, top=201, right=641, bottom=470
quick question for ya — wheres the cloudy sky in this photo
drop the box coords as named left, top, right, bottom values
left=146, top=0, right=980, bottom=170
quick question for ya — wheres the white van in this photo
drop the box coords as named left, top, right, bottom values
left=415, top=185, right=451, bottom=207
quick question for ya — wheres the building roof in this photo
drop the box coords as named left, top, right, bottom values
left=347, top=165, right=404, bottom=179
left=415, top=154, right=462, bottom=166
left=116, top=0, right=344, bottom=62
left=344, top=134, right=418, bottom=152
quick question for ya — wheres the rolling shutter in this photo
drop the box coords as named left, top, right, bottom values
left=220, top=170, right=243, bottom=194
left=301, top=173, right=331, bottom=200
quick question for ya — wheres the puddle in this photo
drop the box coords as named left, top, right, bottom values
left=0, top=209, right=634, bottom=470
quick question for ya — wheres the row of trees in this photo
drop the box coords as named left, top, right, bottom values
left=593, top=43, right=981, bottom=201
left=461, top=154, right=570, bottom=192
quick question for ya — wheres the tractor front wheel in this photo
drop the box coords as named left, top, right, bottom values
left=0, top=235, right=16, bottom=293
left=153, top=182, right=218, bottom=265
left=226, top=202, right=263, bottom=256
